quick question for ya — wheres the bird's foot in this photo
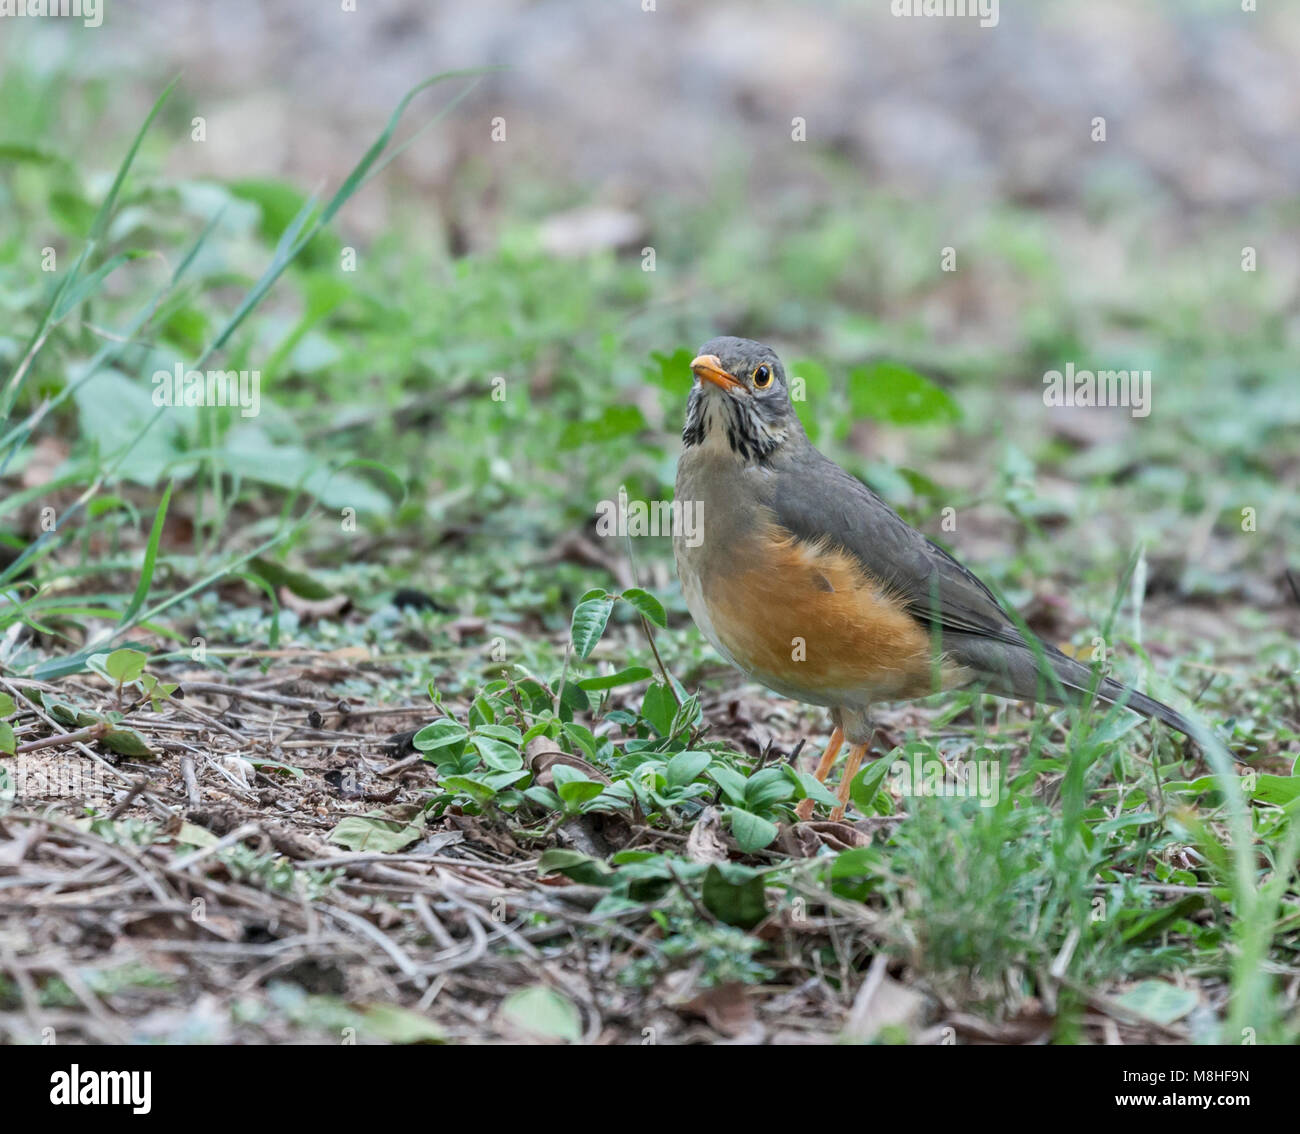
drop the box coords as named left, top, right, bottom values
left=794, top=724, right=844, bottom=821
left=828, top=742, right=869, bottom=823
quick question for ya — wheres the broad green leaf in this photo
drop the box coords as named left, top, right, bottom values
left=570, top=595, right=614, bottom=659
left=620, top=587, right=667, bottom=628
left=556, top=681, right=590, bottom=721
left=439, top=775, right=498, bottom=805
left=412, top=719, right=468, bottom=752
left=538, top=849, right=614, bottom=886
left=849, top=757, right=893, bottom=813
left=793, top=769, right=841, bottom=807
left=360, top=1003, right=444, bottom=1045
left=640, top=681, right=676, bottom=736
left=500, top=985, right=581, bottom=1042
left=1113, top=981, right=1199, bottom=1026
left=327, top=809, right=425, bottom=853
left=558, top=780, right=605, bottom=808
left=666, top=750, right=711, bottom=787
left=702, top=863, right=767, bottom=928
left=847, top=360, right=960, bottom=426
left=473, top=734, right=523, bottom=772
left=1252, top=775, right=1300, bottom=807
left=248, top=556, right=333, bottom=600
left=707, top=765, right=748, bottom=807
left=578, top=666, right=653, bottom=691
left=745, top=768, right=795, bottom=810
left=100, top=726, right=153, bottom=757
left=104, top=648, right=148, bottom=684
left=558, top=405, right=646, bottom=450
left=727, top=807, right=779, bottom=852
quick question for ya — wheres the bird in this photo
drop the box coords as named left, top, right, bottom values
left=672, top=336, right=1203, bottom=822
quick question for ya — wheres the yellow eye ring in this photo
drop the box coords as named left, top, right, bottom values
left=752, top=364, right=773, bottom=388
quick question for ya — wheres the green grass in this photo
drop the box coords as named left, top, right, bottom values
left=1, top=62, right=1297, bottom=1043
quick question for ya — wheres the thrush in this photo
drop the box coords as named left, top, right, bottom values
left=673, top=336, right=1201, bottom=822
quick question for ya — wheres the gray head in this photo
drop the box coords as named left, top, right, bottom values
left=682, top=336, right=800, bottom=463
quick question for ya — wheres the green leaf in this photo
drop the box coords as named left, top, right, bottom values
left=439, top=775, right=499, bottom=805
left=524, top=785, right=562, bottom=811
left=52, top=249, right=155, bottom=321
left=640, top=681, right=676, bottom=736
left=666, top=750, right=712, bottom=787
left=557, top=680, right=589, bottom=722
left=228, top=177, right=340, bottom=270
left=559, top=780, right=606, bottom=808
left=500, top=985, right=582, bottom=1042
left=744, top=768, right=795, bottom=810
left=473, top=733, right=523, bottom=772
left=794, top=770, right=841, bottom=807
left=100, top=726, right=153, bottom=757
left=0, top=142, right=64, bottom=165
left=558, top=405, right=646, bottom=450
left=1251, top=775, right=1300, bottom=807
left=620, top=588, right=667, bottom=628
left=104, top=648, right=148, bottom=684
left=1112, top=980, right=1199, bottom=1026
left=552, top=765, right=605, bottom=808
left=702, top=863, right=768, bottom=928
left=727, top=807, right=779, bottom=852
left=578, top=666, right=654, bottom=691
left=538, top=849, right=614, bottom=886
left=360, top=1003, right=444, bottom=1045
left=327, top=809, right=425, bottom=853
left=413, top=719, right=468, bottom=752
left=849, top=757, right=892, bottom=814
left=645, top=347, right=696, bottom=391
left=847, top=361, right=960, bottom=426
left=0, top=722, right=14, bottom=756
left=570, top=595, right=614, bottom=660
left=829, top=846, right=882, bottom=900
left=0, top=693, right=15, bottom=718
left=707, top=765, right=748, bottom=806
left=248, top=556, right=333, bottom=600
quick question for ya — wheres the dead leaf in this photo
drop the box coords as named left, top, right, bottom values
left=279, top=587, right=350, bottom=621
left=685, top=806, right=730, bottom=864
left=526, top=738, right=610, bottom=788
left=678, top=982, right=760, bottom=1039
left=843, top=954, right=927, bottom=1042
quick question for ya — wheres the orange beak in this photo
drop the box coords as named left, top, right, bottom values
left=690, top=354, right=744, bottom=393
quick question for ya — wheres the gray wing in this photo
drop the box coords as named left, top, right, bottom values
left=765, top=447, right=1198, bottom=737
left=767, top=449, right=1029, bottom=649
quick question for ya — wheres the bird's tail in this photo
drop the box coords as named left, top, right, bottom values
left=1090, top=671, right=1197, bottom=738
left=955, top=634, right=1209, bottom=745
left=1042, top=646, right=1213, bottom=744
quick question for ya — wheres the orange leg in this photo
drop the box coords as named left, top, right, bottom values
left=829, top=742, right=870, bottom=823
left=795, top=725, right=843, bottom=821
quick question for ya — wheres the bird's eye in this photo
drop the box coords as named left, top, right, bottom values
left=752, top=365, right=773, bottom=389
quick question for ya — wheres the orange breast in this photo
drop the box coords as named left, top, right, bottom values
left=702, top=520, right=946, bottom=704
